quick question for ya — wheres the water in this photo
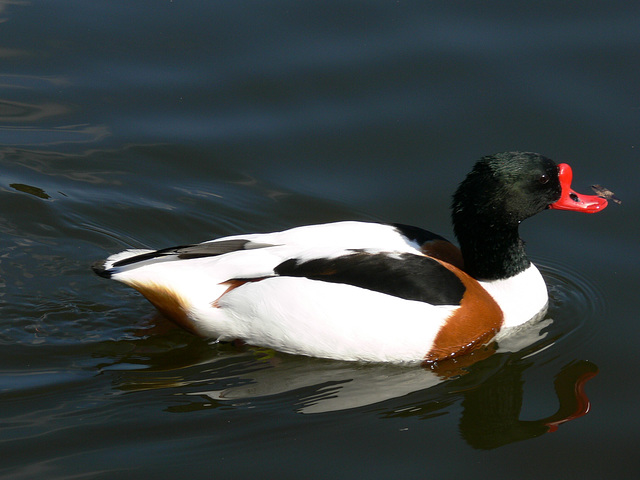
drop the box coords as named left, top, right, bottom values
left=1, top=1, right=638, bottom=478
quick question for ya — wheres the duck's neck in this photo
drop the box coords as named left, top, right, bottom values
left=453, top=218, right=531, bottom=281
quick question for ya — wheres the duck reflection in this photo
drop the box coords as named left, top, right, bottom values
left=457, top=358, right=596, bottom=449
left=184, top=350, right=596, bottom=449
left=110, top=315, right=597, bottom=450
left=172, top=319, right=597, bottom=449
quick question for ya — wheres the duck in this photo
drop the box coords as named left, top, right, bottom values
left=92, top=152, right=607, bottom=364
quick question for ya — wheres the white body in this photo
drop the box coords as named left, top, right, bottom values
left=103, top=222, right=549, bottom=363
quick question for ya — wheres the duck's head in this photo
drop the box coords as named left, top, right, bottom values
left=451, top=152, right=608, bottom=279
left=452, top=152, right=607, bottom=228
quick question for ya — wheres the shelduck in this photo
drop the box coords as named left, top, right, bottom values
left=93, top=152, right=607, bottom=364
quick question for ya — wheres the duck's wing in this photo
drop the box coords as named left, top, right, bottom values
left=93, top=222, right=463, bottom=303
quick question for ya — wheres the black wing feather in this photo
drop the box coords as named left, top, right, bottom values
left=274, top=252, right=465, bottom=305
left=112, top=239, right=257, bottom=268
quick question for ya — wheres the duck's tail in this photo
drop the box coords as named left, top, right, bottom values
left=92, top=239, right=257, bottom=279
left=91, top=249, right=156, bottom=279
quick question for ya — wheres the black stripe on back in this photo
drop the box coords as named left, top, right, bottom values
left=274, top=252, right=465, bottom=305
left=392, top=223, right=452, bottom=245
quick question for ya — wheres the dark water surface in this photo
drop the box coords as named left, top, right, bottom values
left=1, top=1, right=638, bottom=478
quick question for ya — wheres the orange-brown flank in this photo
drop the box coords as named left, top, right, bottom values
left=424, top=260, right=503, bottom=363
left=420, top=239, right=465, bottom=271
left=128, top=281, right=198, bottom=335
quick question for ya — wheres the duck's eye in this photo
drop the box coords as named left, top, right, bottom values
left=538, top=173, right=549, bottom=184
